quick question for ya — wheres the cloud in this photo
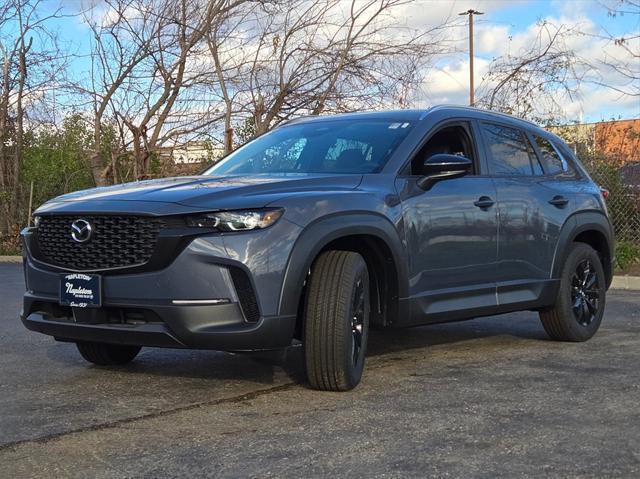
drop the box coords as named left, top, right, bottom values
left=410, top=4, right=639, bottom=121
left=58, top=0, right=640, bottom=124
left=393, top=0, right=531, bottom=29
left=417, top=57, right=492, bottom=106
left=567, top=84, right=640, bottom=121
left=476, top=25, right=511, bottom=55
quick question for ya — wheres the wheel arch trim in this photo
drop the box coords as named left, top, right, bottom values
left=277, top=212, right=408, bottom=318
left=551, top=210, right=615, bottom=287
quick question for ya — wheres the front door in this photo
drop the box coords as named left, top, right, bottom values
left=397, top=121, right=499, bottom=323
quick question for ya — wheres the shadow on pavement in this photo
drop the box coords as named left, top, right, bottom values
left=367, top=312, right=549, bottom=357
left=43, top=341, right=296, bottom=386
left=41, top=311, right=550, bottom=388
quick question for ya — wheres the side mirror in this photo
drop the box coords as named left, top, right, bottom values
left=417, top=153, right=473, bottom=190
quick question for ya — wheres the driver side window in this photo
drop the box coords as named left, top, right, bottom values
left=410, top=124, right=476, bottom=176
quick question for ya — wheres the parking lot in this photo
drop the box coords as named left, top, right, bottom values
left=1, top=262, right=639, bottom=478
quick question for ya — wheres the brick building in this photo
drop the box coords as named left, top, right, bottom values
left=551, top=118, right=640, bottom=166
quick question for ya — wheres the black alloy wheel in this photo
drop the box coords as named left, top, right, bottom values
left=539, top=242, right=606, bottom=342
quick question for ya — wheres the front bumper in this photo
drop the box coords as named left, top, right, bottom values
left=20, top=302, right=296, bottom=350
left=20, top=219, right=301, bottom=351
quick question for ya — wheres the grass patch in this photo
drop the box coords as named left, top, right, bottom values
left=615, top=241, right=640, bottom=273
left=0, top=237, right=21, bottom=256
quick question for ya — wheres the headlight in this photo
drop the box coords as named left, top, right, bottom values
left=33, top=215, right=41, bottom=227
left=185, top=208, right=284, bottom=231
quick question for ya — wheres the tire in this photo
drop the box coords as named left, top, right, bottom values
left=539, top=242, right=606, bottom=342
left=76, top=341, right=141, bottom=366
left=303, top=250, right=370, bottom=391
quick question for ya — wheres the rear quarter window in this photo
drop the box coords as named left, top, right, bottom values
left=534, top=135, right=578, bottom=178
left=554, top=141, right=585, bottom=177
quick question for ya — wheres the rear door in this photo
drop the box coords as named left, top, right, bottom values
left=480, top=122, right=574, bottom=305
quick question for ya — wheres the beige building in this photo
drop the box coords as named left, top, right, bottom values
left=158, top=141, right=224, bottom=165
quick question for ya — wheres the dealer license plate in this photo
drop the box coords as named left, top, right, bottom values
left=59, top=273, right=102, bottom=308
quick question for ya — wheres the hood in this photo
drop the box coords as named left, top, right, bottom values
left=38, top=173, right=363, bottom=212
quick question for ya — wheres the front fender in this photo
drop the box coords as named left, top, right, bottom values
left=277, top=212, right=408, bottom=318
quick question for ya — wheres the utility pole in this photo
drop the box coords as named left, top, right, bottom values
left=459, top=9, right=484, bottom=107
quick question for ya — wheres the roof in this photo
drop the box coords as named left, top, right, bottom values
left=283, top=109, right=431, bottom=125
left=283, top=105, right=542, bottom=131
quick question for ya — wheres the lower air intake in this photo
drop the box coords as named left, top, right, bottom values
left=228, top=266, right=260, bottom=323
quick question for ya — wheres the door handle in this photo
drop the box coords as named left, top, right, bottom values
left=474, top=196, right=495, bottom=209
left=549, top=195, right=569, bottom=208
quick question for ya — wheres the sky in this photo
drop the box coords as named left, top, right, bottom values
left=43, top=0, right=640, bottom=124
left=395, top=0, right=640, bottom=122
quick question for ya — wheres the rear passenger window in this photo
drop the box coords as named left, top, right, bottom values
left=534, top=136, right=575, bottom=176
left=481, top=123, right=537, bottom=176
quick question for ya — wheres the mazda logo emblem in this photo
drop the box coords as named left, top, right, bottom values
left=70, top=219, right=92, bottom=243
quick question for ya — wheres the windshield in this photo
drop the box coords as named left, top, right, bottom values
left=205, top=119, right=414, bottom=175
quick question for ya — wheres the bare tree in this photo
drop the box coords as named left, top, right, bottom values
left=116, top=0, right=235, bottom=178
left=80, top=0, right=164, bottom=185
left=205, top=1, right=257, bottom=153
left=0, top=0, right=65, bottom=234
left=207, top=0, right=452, bottom=147
left=80, top=0, right=248, bottom=183
left=588, top=0, right=639, bottom=97
left=476, top=21, right=589, bottom=123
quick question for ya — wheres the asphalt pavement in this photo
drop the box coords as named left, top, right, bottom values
left=1, top=263, right=639, bottom=478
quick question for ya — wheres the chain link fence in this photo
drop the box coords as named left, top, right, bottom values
left=582, top=156, right=640, bottom=269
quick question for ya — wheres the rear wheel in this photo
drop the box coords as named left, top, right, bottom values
left=303, top=250, right=370, bottom=391
left=539, top=242, right=606, bottom=342
left=76, top=341, right=141, bottom=366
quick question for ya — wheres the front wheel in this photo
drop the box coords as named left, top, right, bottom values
left=76, top=341, right=142, bottom=366
left=303, top=250, right=370, bottom=391
left=539, top=242, right=606, bottom=342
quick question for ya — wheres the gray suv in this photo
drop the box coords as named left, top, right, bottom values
left=21, top=106, right=614, bottom=391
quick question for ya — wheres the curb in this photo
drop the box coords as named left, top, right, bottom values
left=0, top=254, right=638, bottom=290
left=0, top=256, right=22, bottom=263
left=611, top=275, right=640, bottom=291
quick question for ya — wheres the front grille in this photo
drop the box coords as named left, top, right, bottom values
left=35, top=215, right=165, bottom=270
left=229, top=266, right=260, bottom=322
